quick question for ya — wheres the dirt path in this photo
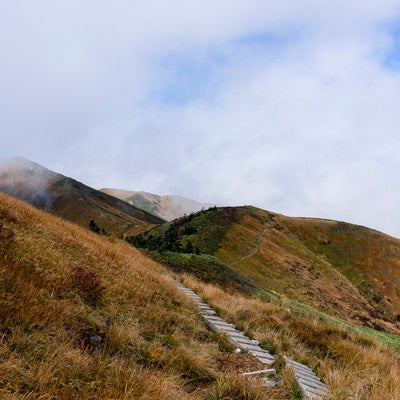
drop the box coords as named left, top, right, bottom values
left=230, top=222, right=270, bottom=265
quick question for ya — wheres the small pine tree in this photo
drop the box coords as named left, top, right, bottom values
left=184, top=240, right=194, bottom=254
left=89, top=219, right=101, bottom=234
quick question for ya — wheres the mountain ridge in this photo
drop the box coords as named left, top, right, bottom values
left=128, top=205, right=400, bottom=336
left=3, top=158, right=400, bottom=335
left=101, top=188, right=214, bottom=221
left=2, top=162, right=400, bottom=398
left=0, top=158, right=164, bottom=235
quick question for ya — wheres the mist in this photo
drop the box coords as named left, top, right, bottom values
left=2, top=1, right=400, bottom=237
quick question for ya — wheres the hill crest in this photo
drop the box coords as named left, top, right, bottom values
left=0, top=158, right=164, bottom=235
left=129, top=205, right=400, bottom=335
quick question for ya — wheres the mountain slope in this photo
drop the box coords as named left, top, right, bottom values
left=101, top=188, right=213, bottom=221
left=0, top=158, right=164, bottom=235
left=129, top=206, right=400, bottom=335
left=2, top=195, right=400, bottom=399
left=0, top=192, right=264, bottom=399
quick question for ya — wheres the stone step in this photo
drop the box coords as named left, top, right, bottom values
left=200, top=310, right=216, bottom=315
left=297, top=377, right=328, bottom=393
left=233, top=342, right=266, bottom=353
left=204, top=319, right=222, bottom=331
left=249, top=349, right=275, bottom=358
left=253, top=354, right=276, bottom=364
left=200, top=310, right=217, bottom=316
left=213, top=325, right=242, bottom=335
left=286, top=361, right=327, bottom=388
left=203, top=314, right=227, bottom=321
left=298, top=387, right=324, bottom=400
left=179, top=288, right=197, bottom=294
left=176, top=281, right=328, bottom=398
left=294, top=370, right=327, bottom=386
left=176, top=281, right=187, bottom=287
left=214, top=326, right=242, bottom=335
left=213, top=326, right=243, bottom=336
left=285, top=358, right=314, bottom=373
left=186, top=293, right=201, bottom=298
left=232, top=335, right=258, bottom=346
left=208, top=321, right=236, bottom=330
left=204, top=320, right=241, bottom=336
left=254, top=355, right=276, bottom=365
left=204, top=316, right=235, bottom=326
left=203, top=318, right=236, bottom=328
left=298, top=382, right=328, bottom=398
left=199, top=306, right=212, bottom=311
left=297, top=381, right=328, bottom=399
left=227, top=330, right=250, bottom=339
left=287, top=363, right=320, bottom=377
left=181, top=289, right=199, bottom=295
left=253, top=354, right=276, bottom=363
left=227, top=336, right=251, bottom=348
left=285, top=359, right=328, bottom=399
left=199, top=305, right=216, bottom=311
left=228, top=336, right=254, bottom=347
left=205, top=319, right=238, bottom=329
left=228, top=338, right=260, bottom=349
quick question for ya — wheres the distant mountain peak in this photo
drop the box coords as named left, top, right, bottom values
left=0, top=157, right=51, bottom=172
left=101, top=188, right=214, bottom=221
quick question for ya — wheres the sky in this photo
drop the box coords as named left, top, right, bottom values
left=2, top=1, right=400, bottom=237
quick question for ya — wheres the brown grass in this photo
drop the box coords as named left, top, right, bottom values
left=177, top=206, right=400, bottom=335
left=3, top=192, right=400, bottom=399
left=182, top=275, right=400, bottom=400
left=0, top=193, right=297, bottom=399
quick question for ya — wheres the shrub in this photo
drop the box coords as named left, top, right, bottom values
left=70, top=263, right=105, bottom=305
left=283, top=368, right=304, bottom=399
left=89, top=219, right=101, bottom=233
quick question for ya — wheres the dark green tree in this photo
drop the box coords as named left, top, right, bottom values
left=89, top=219, right=101, bottom=234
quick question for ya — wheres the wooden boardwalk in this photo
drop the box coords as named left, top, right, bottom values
left=176, top=282, right=329, bottom=399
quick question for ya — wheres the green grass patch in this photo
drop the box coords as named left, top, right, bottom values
left=145, top=251, right=256, bottom=294
left=126, top=206, right=244, bottom=256
left=279, top=296, right=400, bottom=352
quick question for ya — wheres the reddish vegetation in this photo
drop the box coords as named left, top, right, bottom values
left=202, top=207, right=400, bottom=334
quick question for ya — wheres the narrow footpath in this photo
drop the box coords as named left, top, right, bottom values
left=176, top=282, right=329, bottom=400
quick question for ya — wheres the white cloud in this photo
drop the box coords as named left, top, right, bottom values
left=1, top=1, right=400, bottom=236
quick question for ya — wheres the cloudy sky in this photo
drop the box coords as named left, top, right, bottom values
left=2, top=1, right=400, bottom=237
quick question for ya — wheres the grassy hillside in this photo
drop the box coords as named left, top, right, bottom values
left=129, top=206, right=400, bottom=335
left=181, top=274, right=400, bottom=400
left=2, top=194, right=400, bottom=399
left=0, top=159, right=164, bottom=236
left=0, top=193, right=269, bottom=399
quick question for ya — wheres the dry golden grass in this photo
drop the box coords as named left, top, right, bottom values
left=182, top=275, right=400, bottom=400
left=0, top=193, right=295, bottom=399
left=4, top=192, right=400, bottom=399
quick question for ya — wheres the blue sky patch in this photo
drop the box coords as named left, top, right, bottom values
left=151, top=47, right=228, bottom=106
left=383, top=22, right=400, bottom=70
left=151, top=30, right=298, bottom=107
